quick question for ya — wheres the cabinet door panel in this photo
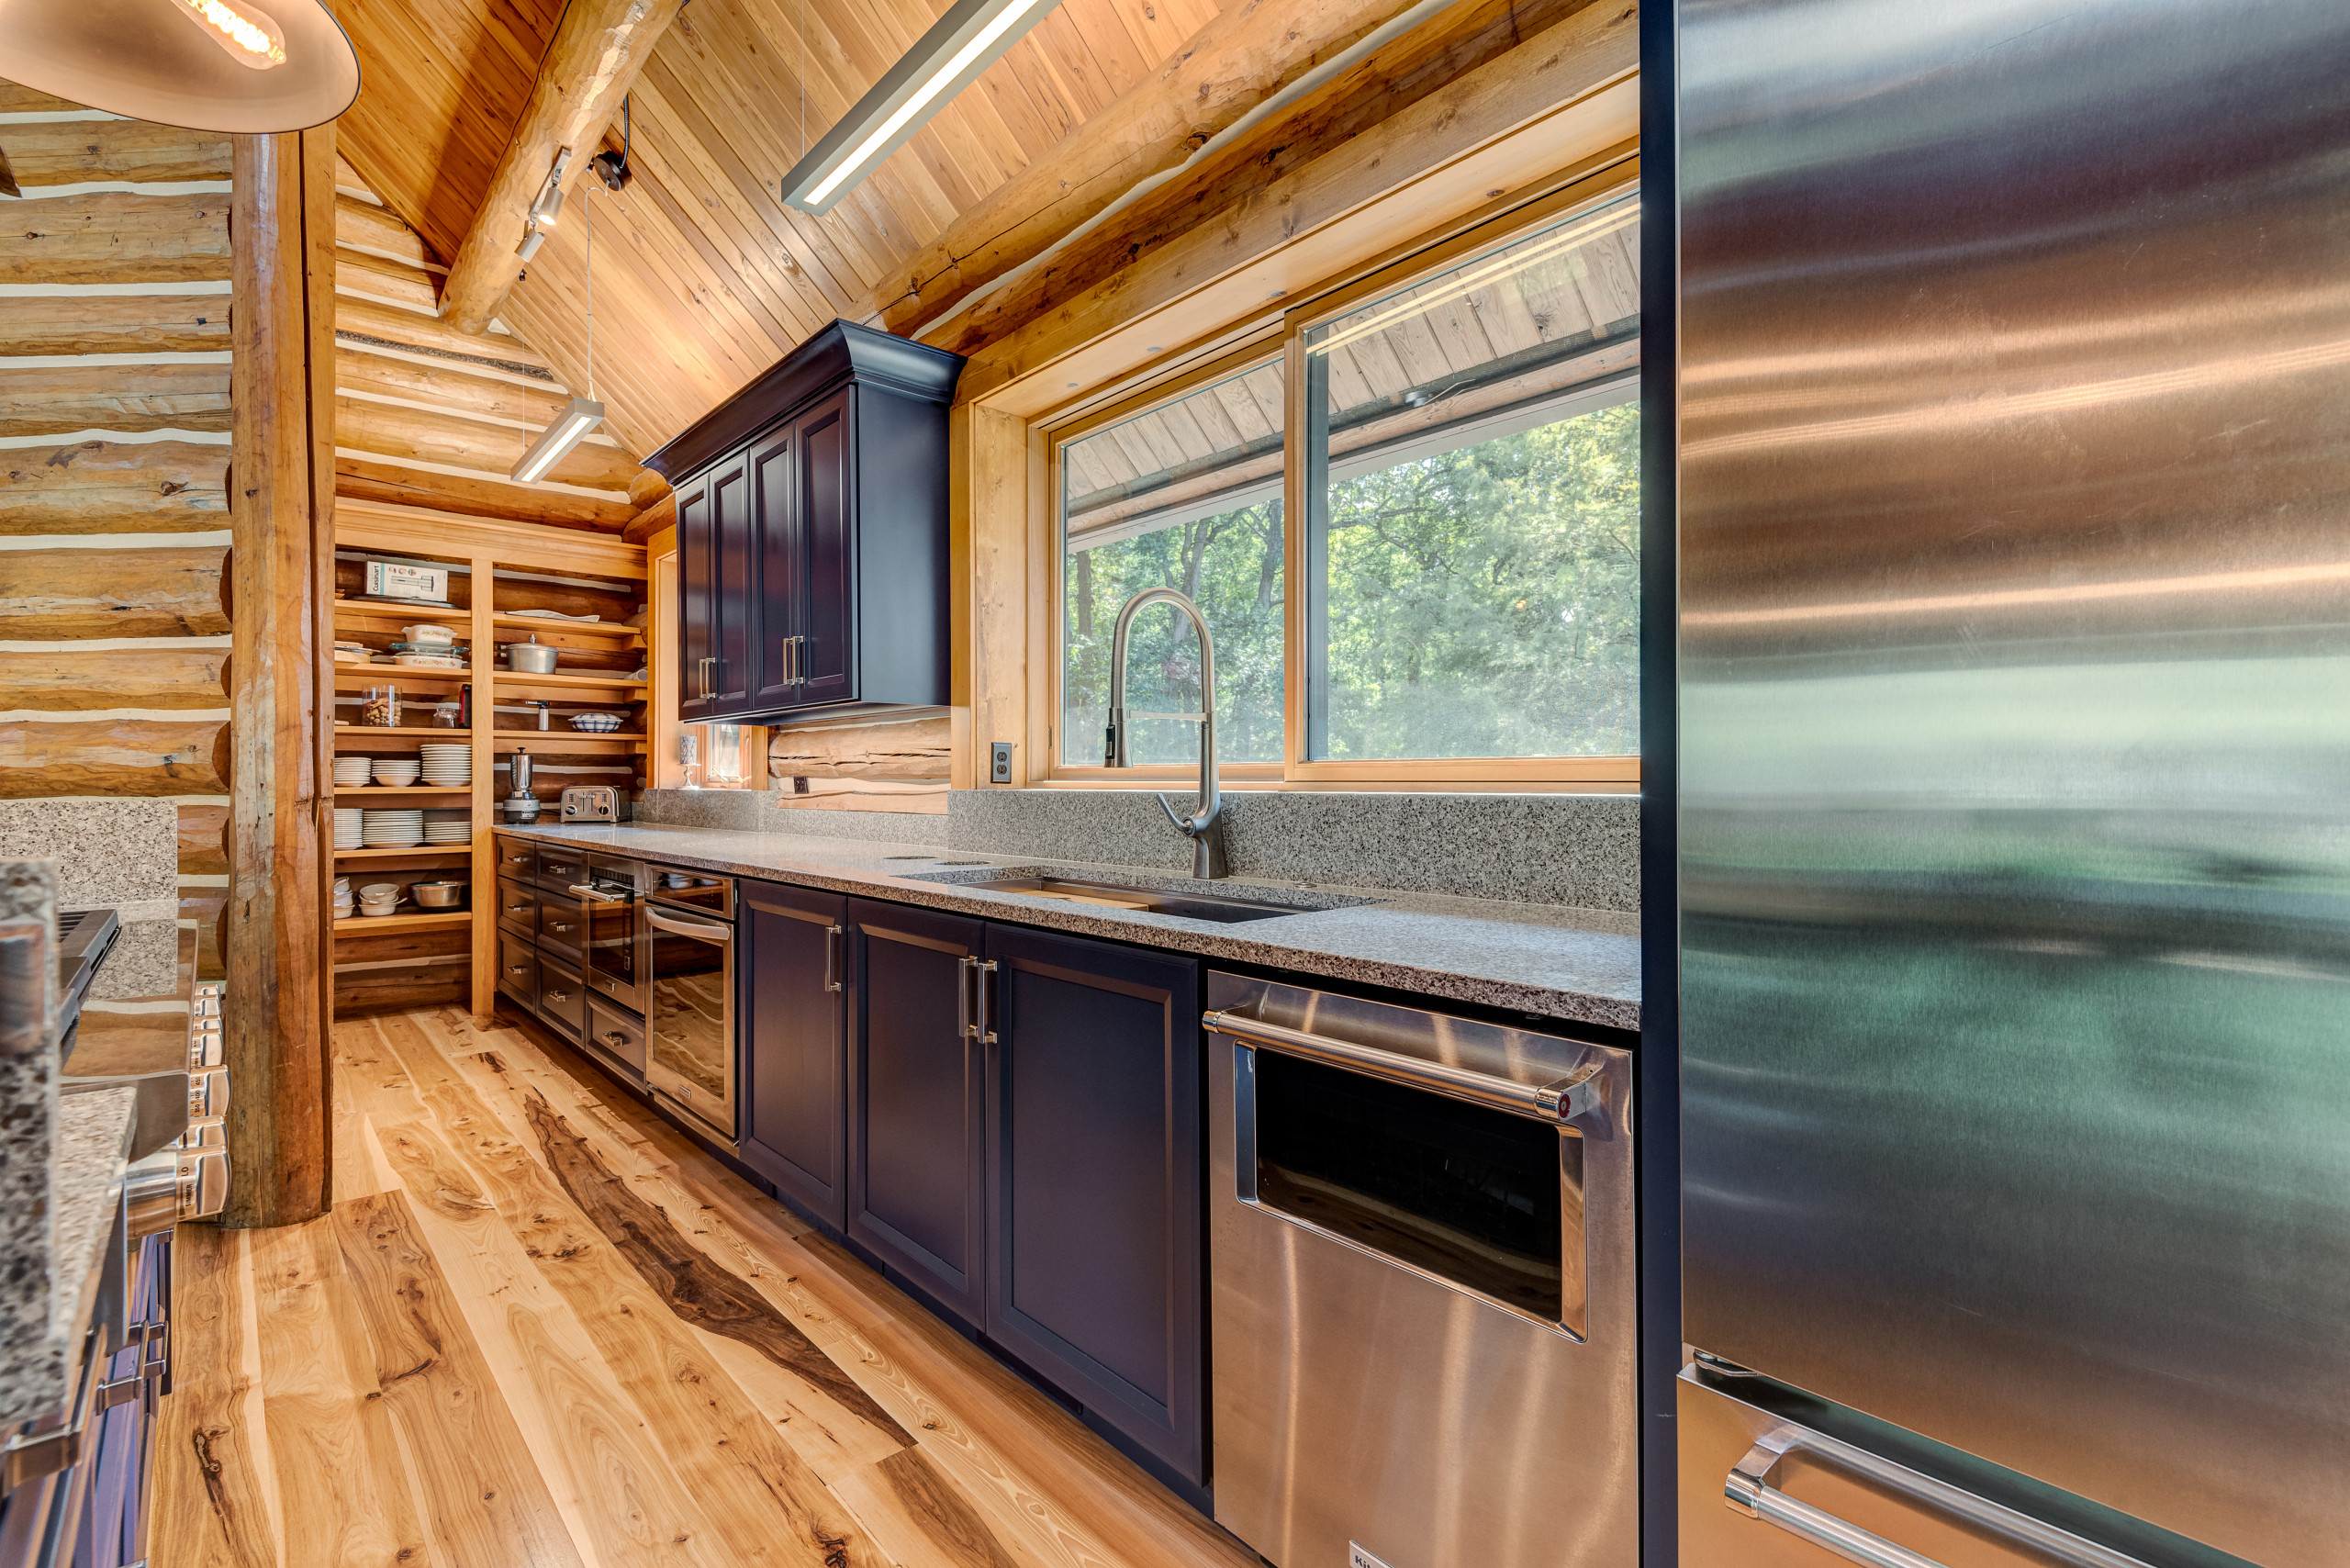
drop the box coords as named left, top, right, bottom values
left=741, top=879, right=845, bottom=1226
left=984, top=924, right=1203, bottom=1483
left=677, top=476, right=716, bottom=721
left=749, top=427, right=803, bottom=710
left=796, top=391, right=854, bottom=707
left=846, top=898, right=984, bottom=1327
left=710, top=460, right=754, bottom=713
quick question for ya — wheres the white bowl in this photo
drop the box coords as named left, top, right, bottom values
left=402, top=624, right=456, bottom=644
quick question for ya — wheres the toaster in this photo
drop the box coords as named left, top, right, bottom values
left=559, top=786, right=625, bottom=823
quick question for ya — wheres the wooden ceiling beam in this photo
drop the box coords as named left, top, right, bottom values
left=439, top=0, right=688, bottom=335
left=876, top=0, right=1439, bottom=339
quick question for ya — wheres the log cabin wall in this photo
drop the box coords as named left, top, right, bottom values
left=0, top=80, right=237, bottom=958
left=767, top=714, right=952, bottom=814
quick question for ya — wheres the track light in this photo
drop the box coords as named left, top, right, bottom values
left=529, top=146, right=572, bottom=227
left=517, top=224, right=546, bottom=262
left=511, top=397, right=605, bottom=483
left=780, top=0, right=1063, bottom=215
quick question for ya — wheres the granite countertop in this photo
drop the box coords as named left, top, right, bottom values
left=498, top=823, right=1640, bottom=1030
left=0, top=1085, right=136, bottom=1429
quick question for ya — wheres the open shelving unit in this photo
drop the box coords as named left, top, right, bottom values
left=330, top=508, right=649, bottom=1019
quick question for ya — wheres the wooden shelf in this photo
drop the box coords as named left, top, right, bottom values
left=332, top=910, right=475, bottom=935
left=334, top=666, right=476, bottom=686
left=492, top=730, right=647, bottom=749
left=494, top=612, right=642, bottom=639
left=333, top=726, right=474, bottom=738
left=333, top=846, right=473, bottom=859
left=490, top=669, right=649, bottom=691
left=334, top=599, right=468, bottom=622
left=331, top=785, right=476, bottom=797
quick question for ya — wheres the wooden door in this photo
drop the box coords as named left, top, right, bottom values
left=845, top=896, right=985, bottom=1329
left=981, top=924, right=1205, bottom=1485
left=794, top=390, right=855, bottom=709
left=740, top=879, right=846, bottom=1226
left=677, top=474, right=717, bottom=721
left=747, top=424, right=804, bottom=711
left=708, top=458, right=755, bottom=715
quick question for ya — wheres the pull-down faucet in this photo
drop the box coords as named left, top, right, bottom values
left=1104, top=588, right=1228, bottom=879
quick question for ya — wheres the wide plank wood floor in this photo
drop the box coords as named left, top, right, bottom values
left=151, top=1005, right=1259, bottom=1568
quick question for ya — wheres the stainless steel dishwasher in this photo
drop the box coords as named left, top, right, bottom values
left=1203, top=973, right=1636, bottom=1568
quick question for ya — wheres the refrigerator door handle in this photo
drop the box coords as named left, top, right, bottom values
left=1727, top=1427, right=2154, bottom=1568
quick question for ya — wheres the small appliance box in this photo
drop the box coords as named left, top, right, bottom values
left=365, top=559, right=451, bottom=603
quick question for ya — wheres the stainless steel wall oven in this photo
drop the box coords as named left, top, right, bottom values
left=643, top=870, right=736, bottom=1146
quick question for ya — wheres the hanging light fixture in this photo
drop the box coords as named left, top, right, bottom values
left=0, top=0, right=359, bottom=132
left=779, top=0, right=1063, bottom=215
left=512, top=176, right=606, bottom=483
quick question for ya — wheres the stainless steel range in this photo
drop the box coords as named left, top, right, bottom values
left=1203, top=974, right=1636, bottom=1568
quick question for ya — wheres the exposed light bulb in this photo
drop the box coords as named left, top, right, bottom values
left=168, top=0, right=288, bottom=67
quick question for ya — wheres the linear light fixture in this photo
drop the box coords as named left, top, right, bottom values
left=780, top=0, right=1065, bottom=216
left=512, top=397, right=605, bottom=483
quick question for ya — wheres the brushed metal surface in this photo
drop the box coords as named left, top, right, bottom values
left=1207, top=972, right=1637, bottom=1568
left=1678, top=1, right=2350, bottom=1562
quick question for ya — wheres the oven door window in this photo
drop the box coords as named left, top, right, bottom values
left=649, top=920, right=730, bottom=1103
left=1246, top=1047, right=1572, bottom=1324
left=581, top=890, right=639, bottom=998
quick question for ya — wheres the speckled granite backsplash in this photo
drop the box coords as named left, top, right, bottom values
left=0, top=800, right=177, bottom=913
left=637, top=788, right=1635, bottom=908
left=0, top=862, right=61, bottom=1424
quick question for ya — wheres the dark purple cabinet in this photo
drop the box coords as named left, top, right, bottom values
left=649, top=321, right=961, bottom=723
left=740, top=880, right=847, bottom=1226
left=982, top=926, right=1203, bottom=1486
left=845, top=899, right=988, bottom=1329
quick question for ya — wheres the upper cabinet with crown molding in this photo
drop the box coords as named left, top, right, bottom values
left=647, top=320, right=963, bottom=723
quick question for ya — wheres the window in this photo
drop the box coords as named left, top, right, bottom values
left=1049, top=182, right=1639, bottom=783
left=1061, top=364, right=1286, bottom=768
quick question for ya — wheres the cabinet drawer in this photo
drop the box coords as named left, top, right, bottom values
left=536, top=894, right=587, bottom=966
left=537, top=955, right=588, bottom=1041
left=496, top=876, right=538, bottom=937
left=585, top=997, right=647, bottom=1081
left=498, top=934, right=538, bottom=1005
left=494, top=838, right=536, bottom=879
left=532, top=846, right=591, bottom=895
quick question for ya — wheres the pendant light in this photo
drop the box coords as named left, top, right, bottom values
left=0, top=0, right=360, bottom=132
left=512, top=181, right=606, bottom=484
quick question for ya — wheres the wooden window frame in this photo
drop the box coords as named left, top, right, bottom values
left=1028, top=157, right=1643, bottom=790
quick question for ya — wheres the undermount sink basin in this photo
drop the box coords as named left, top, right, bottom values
left=899, top=868, right=1370, bottom=924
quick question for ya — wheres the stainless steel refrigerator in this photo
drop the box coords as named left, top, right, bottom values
left=1674, top=2, right=2350, bottom=1565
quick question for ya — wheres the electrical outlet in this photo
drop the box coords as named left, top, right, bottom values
left=990, top=742, right=1014, bottom=784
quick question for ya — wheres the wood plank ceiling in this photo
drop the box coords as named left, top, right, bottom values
left=329, top=0, right=1221, bottom=466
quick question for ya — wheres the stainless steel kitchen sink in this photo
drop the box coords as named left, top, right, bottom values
left=899, top=868, right=1369, bottom=924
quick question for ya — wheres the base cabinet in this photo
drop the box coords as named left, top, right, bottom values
left=983, top=925, right=1203, bottom=1486
left=740, top=881, right=848, bottom=1227
left=844, top=900, right=988, bottom=1329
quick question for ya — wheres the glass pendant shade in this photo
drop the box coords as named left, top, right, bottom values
left=0, top=0, right=360, bottom=131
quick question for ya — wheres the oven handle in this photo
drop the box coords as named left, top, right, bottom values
left=1203, top=1010, right=1604, bottom=1124
left=645, top=907, right=733, bottom=946
left=567, top=883, right=632, bottom=904
left=1726, top=1424, right=2153, bottom=1568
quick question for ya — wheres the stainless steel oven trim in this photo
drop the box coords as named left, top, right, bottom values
left=644, top=902, right=737, bottom=1147
left=645, top=867, right=734, bottom=921
left=1204, top=1010, right=1606, bottom=1123
left=1219, top=1032, right=1604, bottom=1342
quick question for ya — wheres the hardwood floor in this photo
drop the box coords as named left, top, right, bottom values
left=150, top=1006, right=1258, bottom=1568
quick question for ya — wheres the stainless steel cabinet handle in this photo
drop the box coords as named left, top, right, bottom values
left=646, top=907, right=732, bottom=944
left=567, top=883, right=630, bottom=903
left=1727, top=1426, right=2153, bottom=1568
left=599, top=1031, right=630, bottom=1048
left=824, top=924, right=844, bottom=992
left=974, top=958, right=1000, bottom=1046
left=1203, top=1010, right=1606, bottom=1124
left=548, top=921, right=576, bottom=933
left=507, top=962, right=531, bottom=975
left=697, top=655, right=715, bottom=697
left=545, top=989, right=573, bottom=1002
left=957, top=955, right=975, bottom=1040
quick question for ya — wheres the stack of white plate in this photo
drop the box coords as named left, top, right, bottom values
left=421, top=807, right=470, bottom=846
left=361, top=809, right=423, bottom=847
left=418, top=743, right=471, bottom=786
left=331, top=756, right=373, bottom=789
left=332, top=808, right=364, bottom=849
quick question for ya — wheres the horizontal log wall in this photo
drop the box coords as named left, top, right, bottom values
left=767, top=715, right=953, bottom=815
left=0, top=92, right=233, bottom=951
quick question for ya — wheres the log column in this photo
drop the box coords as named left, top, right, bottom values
left=222, top=128, right=337, bottom=1227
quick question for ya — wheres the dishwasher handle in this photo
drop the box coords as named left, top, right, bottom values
left=646, top=907, right=732, bottom=945
left=1727, top=1425, right=2154, bottom=1568
left=1203, top=1009, right=1605, bottom=1125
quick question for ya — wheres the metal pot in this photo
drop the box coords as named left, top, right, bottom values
left=506, top=635, right=560, bottom=674
left=412, top=880, right=467, bottom=908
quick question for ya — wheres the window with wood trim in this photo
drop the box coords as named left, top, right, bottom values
left=1048, top=183, right=1641, bottom=786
